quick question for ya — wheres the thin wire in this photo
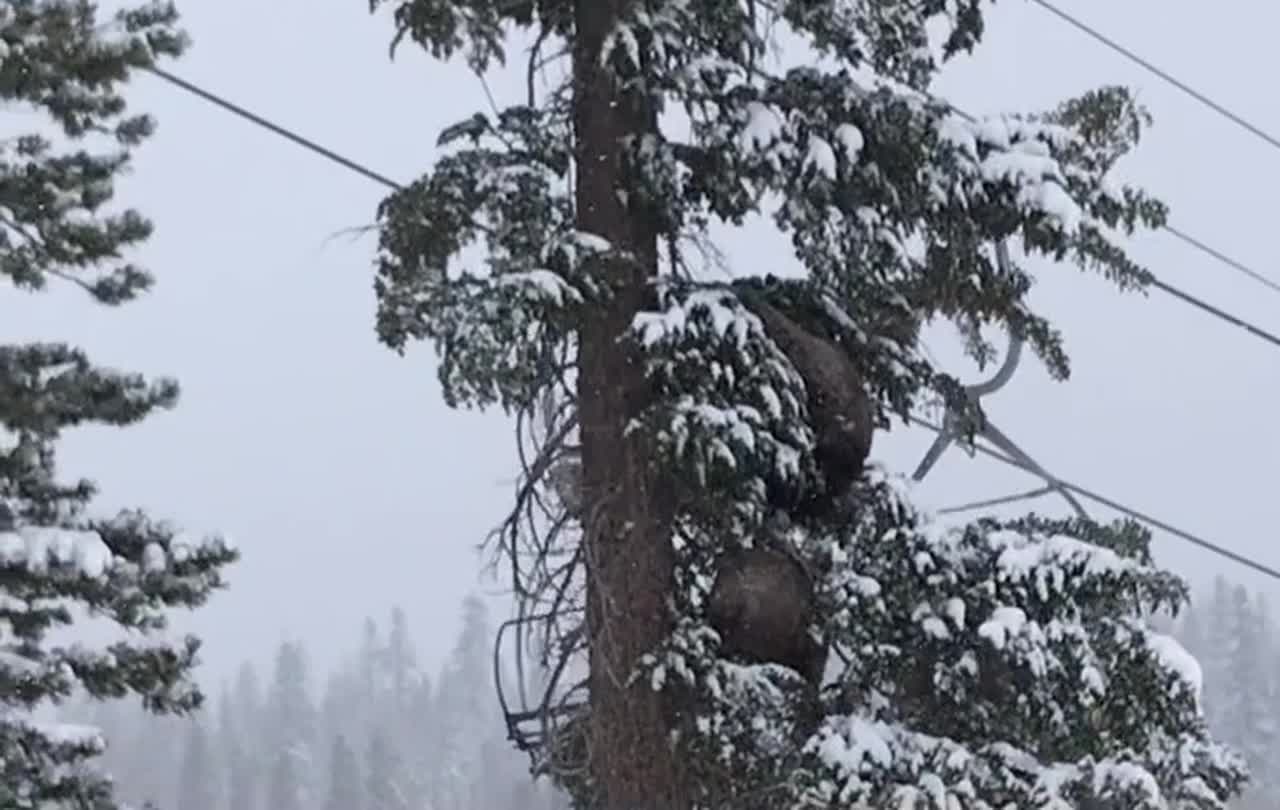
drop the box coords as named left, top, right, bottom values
left=937, top=485, right=1055, bottom=516
left=1026, top=0, right=1280, bottom=300
left=1164, top=224, right=1280, bottom=298
left=143, top=66, right=403, bottom=192
left=1030, top=0, right=1280, bottom=155
left=1149, top=276, right=1280, bottom=348
left=909, top=415, right=1280, bottom=581
left=143, top=66, right=1280, bottom=349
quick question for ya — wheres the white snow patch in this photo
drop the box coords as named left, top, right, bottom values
left=834, top=123, right=865, bottom=164
left=814, top=716, right=895, bottom=774
left=4, top=711, right=105, bottom=752
left=632, top=290, right=762, bottom=350
left=804, top=136, right=838, bottom=181
left=1146, top=632, right=1203, bottom=707
left=0, top=527, right=113, bottom=578
left=496, top=269, right=583, bottom=306
left=740, top=101, right=785, bottom=152
left=978, top=606, right=1027, bottom=650
left=142, top=542, right=167, bottom=573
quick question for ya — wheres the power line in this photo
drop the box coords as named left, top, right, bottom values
left=1149, top=275, right=1280, bottom=348
left=143, top=66, right=403, bottom=192
left=1026, top=1, right=1280, bottom=300
left=1163, top=224, right=1280, bottom=297
left=937, top=484, right=1055, bottom=516
left=144, top=64, right=1280, bottom=583
left=910, top=415, right=1280, bottom=582
left=1030, top=0, right=1280, bottom=155
left=142, top=65, right=1280, bottom=349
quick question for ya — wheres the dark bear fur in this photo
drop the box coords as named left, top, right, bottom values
left=699, top=283, right=885, bottom=684
left=706, top=546, right=827, bottom=687
left=742, top=295, right=874, bottom=508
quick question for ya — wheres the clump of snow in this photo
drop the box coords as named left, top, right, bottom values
left=632, top=289, right=763, bottom=350
left=142, top=542, right=167, bottom=573
left=811, top=715, right=895, bottom=783
left=977, top=605, right=1027, bottom=650
left=935, top=111, right=1084, bottom=234
left=5, top=710, right=105, bottom=753
left=986, top=528, right=1136, bottom=597
left=834, top=123, right=864, bottom=164
left=740, top=101, right=785, bottom=152
left=0, top=527, right=113, bottom=578
left=804, top=135, right=838, bottom=181
left=496, top=270, right=583, bottom=306
left=1146, top=633, right=1203, bottom=707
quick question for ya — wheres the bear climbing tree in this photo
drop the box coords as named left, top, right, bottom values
left=364, top=1, right=1245, bottom=808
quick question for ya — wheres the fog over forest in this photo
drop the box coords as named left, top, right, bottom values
left=56, top=577, right=1280, bottom=810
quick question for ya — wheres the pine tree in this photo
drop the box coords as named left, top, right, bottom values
left=0, top=1, right=237, bottom=807
left=402, top=670, right=438, bottom=810
left=324, top=734, right=363, bottom=810
left=359, top=617, right=382, bottom=708
left=1268, top=643, right=1280, bottom=806
left=216, top=686, right=237, bottom=765
left=363, top=2, right=1246, bottom=807
left=228, top=663, right=263, bottom=810
left=385, top=605, right=416, bottom=715
left=265, top=640, right=317, bottom=807
left=1222, top=588, right=1276, bottom=805
left=365, top=729, right=409, bottom=810
left=434, top=596, right=491, bottom=809
left=177, top=719, right=218, bottom=810
left=1178, top=596, right=1208, bottom=663
left=266, top=747, right=304, bottom=810
left=215, top=685, right=246, bottom=810
left=320, top=669, right=359, bottom=765
left=1202, top=576, right=1236, bottom=735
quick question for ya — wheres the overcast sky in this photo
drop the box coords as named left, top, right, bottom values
left=9, top=0, right=1280, bottom=688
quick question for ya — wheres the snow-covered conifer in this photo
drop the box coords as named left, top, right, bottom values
left=0, top=2, right=236, bottom=807
left=177, top=720, right=218, bottom=810
left=265, top=640, right=317, bottom=805
left=325, top=733, right=364, bottom=810
left=366, top=729, right=409, bottom=810
left=363, top=1, right=1246, bottom=807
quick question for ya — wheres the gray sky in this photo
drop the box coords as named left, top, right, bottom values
left=10, top=0, right=1279, bottom=687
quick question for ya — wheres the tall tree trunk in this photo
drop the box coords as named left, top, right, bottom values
left=572, top=2, right=687, bottom=808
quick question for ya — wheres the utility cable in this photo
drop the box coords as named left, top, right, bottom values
left=143, top=66, right=403, bottom=192
left=144, top=65, right=1280, bottom=583
left=142, top=66, right=1280, bottom=347
left=909, top=415, right=1280, bottom=581
left=1163, top=224, right=1280, bottom=298
left=1030, top=0, right=1280, bottom=155
left=936, top=485, right=1055, bottom=516
left=1026, top=0, right=1280, bottom=300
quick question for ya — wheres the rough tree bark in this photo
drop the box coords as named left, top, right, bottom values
left=572, top=2, right=688, bottom=809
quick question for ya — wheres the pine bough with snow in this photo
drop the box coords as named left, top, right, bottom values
left=363, top=0, right=1245, bottom=808
left=0, top=2, right=237, bottom=807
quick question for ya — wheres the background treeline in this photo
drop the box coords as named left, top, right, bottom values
left=68, top=578, right=1280, bottom=810
left=66, top=595, right=569, bottom=810
left=1174, top=577, right=1280, bottom=810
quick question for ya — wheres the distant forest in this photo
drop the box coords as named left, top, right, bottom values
left=1174, top=578, right=1279, bottom=810
left=65, top=578, right=1278, bottom=810
left=64, top=595, right=568, bottom=810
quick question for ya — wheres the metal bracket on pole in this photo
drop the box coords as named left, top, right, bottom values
left=911, top=242, right=1088, bottom=520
